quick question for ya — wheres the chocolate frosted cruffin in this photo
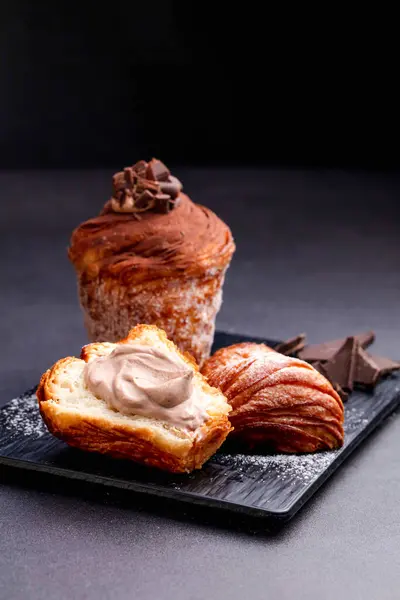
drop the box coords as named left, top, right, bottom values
left=276, top=331, right=400, bottom=400
left=68, top=158, right=235, bottom=367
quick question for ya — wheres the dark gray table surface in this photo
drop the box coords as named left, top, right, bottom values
left=1, top=168, right=400, bottom=600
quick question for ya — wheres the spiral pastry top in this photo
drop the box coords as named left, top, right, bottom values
left=69, top=159, right=235, bottom=284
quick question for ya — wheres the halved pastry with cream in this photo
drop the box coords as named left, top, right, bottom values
left=37, top=325, right=232, bottom=473
left=202, top=342, right=344, bottom=453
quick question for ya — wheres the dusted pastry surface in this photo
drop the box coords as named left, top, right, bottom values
left=202, top=342, right=344, bottom=453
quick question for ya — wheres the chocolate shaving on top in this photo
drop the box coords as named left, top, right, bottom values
left=110, top=158, right=183, bottom=215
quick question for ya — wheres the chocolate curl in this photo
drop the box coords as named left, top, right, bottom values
left=110, top=158, right=183, bottom=215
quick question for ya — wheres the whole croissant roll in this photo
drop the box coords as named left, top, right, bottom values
left=202, top=342, right=345, bottom=453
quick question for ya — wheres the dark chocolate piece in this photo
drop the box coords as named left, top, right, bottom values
left=275, top=334, right=306, bottom=356
left=311, top=361, right=349, bottom=401
left=298, top=331, right=375, bottom=362
left=367, top=353, right=400, bottom=378
left=300, top=330, right=398, bottom=398
left=154, top=193, right=172, bottom=213
left=112, top=172, right=126, bottom=190
left=123, top=166, right=135, bottom=186
left=146, top=158, right=170, bottom=181
left=132, top=160, right=147, bottom=176
left=354, top=347, right=381, bottom=386
left=322, top=337, right=357, bottom=391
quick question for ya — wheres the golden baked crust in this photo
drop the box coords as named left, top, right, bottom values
left=202, top=342, right=344, bottom=453
left=37, top=325, right=232, bottom=473
left=68, top=193, right=235, bottom=366
left=68, top=194, right=234, bottom=284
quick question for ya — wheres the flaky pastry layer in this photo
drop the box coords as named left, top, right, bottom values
left=202, top=342, right=344, bottom=453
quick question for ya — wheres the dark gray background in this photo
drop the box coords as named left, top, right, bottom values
left=1, top=169, right=400, bottom=599
left=0, top=1, right=398, bottom=169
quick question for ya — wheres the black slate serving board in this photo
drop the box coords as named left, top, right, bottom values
left=1, top=331, right=399, bottom=522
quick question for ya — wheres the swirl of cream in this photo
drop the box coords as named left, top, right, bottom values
left=84, top=344, right=209, bottom=430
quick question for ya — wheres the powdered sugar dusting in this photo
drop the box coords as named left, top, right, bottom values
left=344, top=405, right=369, bottom=431
left=2, top=390, right=47, bottom=438
left=214, top=450, right=338, bottom=484
left=79, top=269, right=227, bottom=368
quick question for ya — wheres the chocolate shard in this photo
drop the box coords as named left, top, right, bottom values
left=354, top=347, right=381, bottom=387
left=298, top=331, right=375, bottom=362
left=309, top=360, right=329, bottom=379
left=275, top=334, right=306, bottom=356
left=132, top=160, right=147, bottom=176
left=367, top=354, right=400, bottom=376
left=322, top=337, right=358, bottom=391
left=155, top=193, right=172, bottom=213
left=112, top=172, right=126, bottom=191
left=310, top=361, right=349, bottom=401
left=124, top=167, right=135, bottom=186
left=147, top=158, right=170, bottom=182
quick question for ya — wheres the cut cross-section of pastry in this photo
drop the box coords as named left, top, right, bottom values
left=202, top=342, right=344, bottom=453
left=37, top=325, right=232, bottom=473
